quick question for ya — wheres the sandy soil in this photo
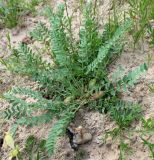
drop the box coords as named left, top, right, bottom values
left=0, top=0, right=154, bottom=160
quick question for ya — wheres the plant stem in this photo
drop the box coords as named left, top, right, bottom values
left=94, top=0, right=98, bottom=16
left=64, top=0, right=75, bottom=54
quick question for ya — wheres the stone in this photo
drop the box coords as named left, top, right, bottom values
left=73, top=131, right=92, bottom=145
left=67, top=125, right=92, bottom=149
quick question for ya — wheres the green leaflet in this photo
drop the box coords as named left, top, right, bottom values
left=46, top=109, right=75, bottom=155
left=116, top=63, right=148, bottom=92
left=86, top=19, right=132, bottom=73
left=29, top=22, right=50, bottom=43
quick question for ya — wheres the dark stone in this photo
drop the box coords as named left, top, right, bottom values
left=0, top=138, right=3, bottom=148
left=66, top=128, right=79, bottom=151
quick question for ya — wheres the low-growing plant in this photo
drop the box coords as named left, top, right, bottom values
left=104, top=114, right=154, bottom=160
left=119, top=141, right=132, bottom=160
left=148, top=84, right=154, bottom=93
left=23, top=135, right=47, bottom=160
left=0, top=0, right=42, bottom=28
left=141, top=137, right=154, bottom=159
left=127, top=0, right=154, bottom=45
left=24, top=0, right=43, bottom=16
left=110, top=101, right=142, bottom=129
left=104, top=126, right=132, bottom=160
left=0, top=0, right=21, bottom=28
left=142, top=117, right=154, bottom=131
left=0, top=1, right=148, bottom=157
left=104, top=101, right=141, bottom=159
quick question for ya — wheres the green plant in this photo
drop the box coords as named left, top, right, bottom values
left=139, top=117, right=154, bottom=158
left=139, top=93, right=154, bottom=159
left=0, top=0, right=42, bottom=28
left=0, top=0, right=21, bottom=28
left=148, top=84, right=154, bottom=93
left=119, top=141, right=132, bottom=160
left=24, top=0, right=43, bottom=15
left=127, top=0, right=153, bottom=45
left=1, top=1, right=148, bottom=157
left=110, top=101, right=142, bottom=129
left=104, top=127, right=132, bottom=160
left=103, top=110, right=153, bottom=160
left=23, top=135, right=47, bottom=160
left=141, top=137, right=154, bottom=159
left=140, top=117, right=154, bottom=138
left=103, top=100, right=142, bottom=160
left=142, top=117, right=154, bottom=131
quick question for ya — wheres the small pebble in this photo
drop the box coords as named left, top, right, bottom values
left=74, top=132, right=92, bottom=145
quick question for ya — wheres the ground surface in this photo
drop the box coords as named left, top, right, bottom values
left=0, top=0, right=154, bottom=160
